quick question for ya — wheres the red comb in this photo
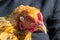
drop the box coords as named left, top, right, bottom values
left=37, top=13, right=43, bottom=22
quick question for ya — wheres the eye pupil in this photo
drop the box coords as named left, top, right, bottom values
left=27, top=17, right=31, bottom=21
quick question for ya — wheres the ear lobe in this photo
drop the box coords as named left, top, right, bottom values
left=20, top=16, right=24, bottom=22
left=19, top=21, right=23, bottom=30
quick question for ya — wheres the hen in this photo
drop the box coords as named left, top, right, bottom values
left=0, top=5, right=47, bottom=40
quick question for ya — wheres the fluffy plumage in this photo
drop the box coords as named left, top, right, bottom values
left=0, top=5, right=47, bottom=40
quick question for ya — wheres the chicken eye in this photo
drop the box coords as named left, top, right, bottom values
left=26, top=17, right=34, bottom=22
left=24, top=15, right=35, bottom=23
left=27, top=17, right=32, bottom=21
